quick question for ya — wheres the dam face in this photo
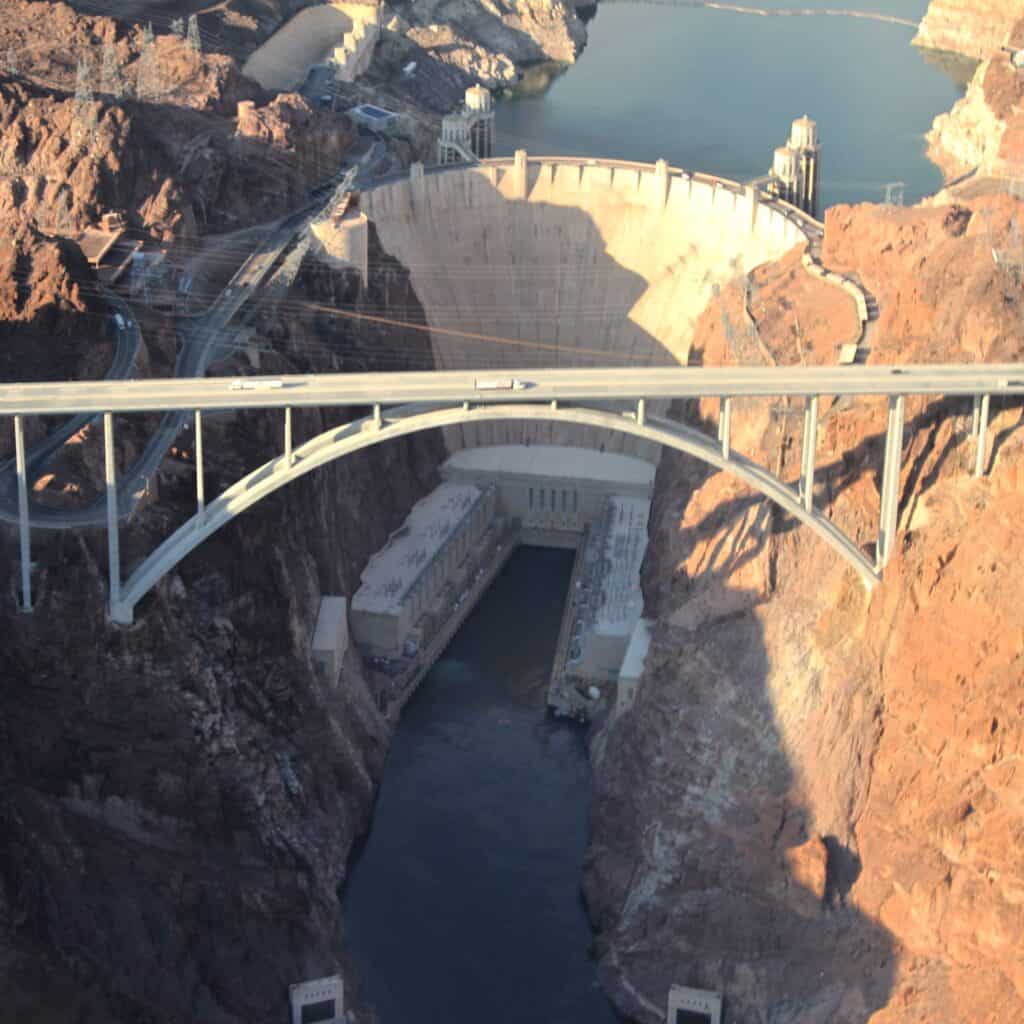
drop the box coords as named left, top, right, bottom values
left=359, top=156, right=814, bottom=456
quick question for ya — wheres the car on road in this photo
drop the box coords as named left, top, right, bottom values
left=474, top=378, right=530, bottom=391
left=112, top=313, right=126, bottom=330
left=228, top=379, right=284, bottom=391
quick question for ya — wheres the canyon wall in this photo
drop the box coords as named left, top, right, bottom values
left=585, top=197, right=1024, bottom=1022
left=926, top=41, right=1024, bottom=181
left=0, top=245, right=445, bottom=1023
left=914, top=0, right=1020, bottom=60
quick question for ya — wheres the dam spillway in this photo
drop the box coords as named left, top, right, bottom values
left=357, top=155, right=817, bottom=456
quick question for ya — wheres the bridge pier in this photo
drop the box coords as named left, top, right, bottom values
left=973, top=393, right=990, bottom=477
left=13, top=414, right=32, bottom=612
left=876, top=394, right=905, bottom=570
left=285, top=407, right=294, bottom=466
left=718, top=397, right=732, bottom=459
left=104, top=412, right=131, bottom=625
left=800, top=395, right=818, bottom=512
left=194, top=410, right=205, bottom=518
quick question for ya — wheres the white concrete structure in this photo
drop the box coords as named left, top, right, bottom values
left=762, top=116, right=821, bottom=217
left=241, top=2, right=378, bottom=92
left=440, top=444, right=654, bottom=542
left=289, top=975, right=344, bottom=1024
left=7, top=362, right=1016, bottom=624
left=576, top=497, right=650, bottom=680
left=439, top=85, right=496, bottom=164
left=667, top=983, right=723, bottom=1024
left=616, top=617, right=652, bottom=714
left=360, top=154, right=820, bottom=458
left=311, top=595, right=349, bottom=681
left=311, top=208, right=369, bottom=284
left=350, top=482, right=497, bottom=657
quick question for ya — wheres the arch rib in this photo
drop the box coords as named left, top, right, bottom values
left=111, top=402, right=878, bottom=623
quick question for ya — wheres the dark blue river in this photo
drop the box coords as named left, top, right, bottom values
left=495, top=0, right=967, bottom=208
left=343, top=547, right=618, bottom=1023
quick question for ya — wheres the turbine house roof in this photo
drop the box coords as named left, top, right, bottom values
left=352, top=483, right=485, bottom=615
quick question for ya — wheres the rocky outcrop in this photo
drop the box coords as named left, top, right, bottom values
left=0, top=229, right=110, bottom=383
left=914, top=0, right=1021, bottom=60
left=406, top=0, right=585, bottom=65
left=0, top=243, right=445, bottom=1023
left=927, top=43, right=1024, bottom=181
left=585, top=197, right=1024, bottom=1022
left=392, top=0, right=585, bottom=93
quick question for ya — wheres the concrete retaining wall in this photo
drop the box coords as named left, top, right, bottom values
left=242, top=2, right=377, bottom=92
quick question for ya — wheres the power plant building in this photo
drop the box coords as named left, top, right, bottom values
left=440, top=445, right=655, bottom=543
left=572, top=496, right=650, bottom=680
left=350, top=482, right=498, bottom=658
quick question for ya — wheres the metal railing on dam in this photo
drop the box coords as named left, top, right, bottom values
left=3, top=365, right=1020, bottom=623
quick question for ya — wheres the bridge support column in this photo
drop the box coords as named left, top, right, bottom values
left=973, top=393, right=990, bottom=477
left=104, top=412, right=128, bottom=623
left=194, top=410, right=205, bottom=518
left=636, top=398, right=646, bottom=427
left=876, top=394, right=904, bottom=571
left=718, top=397, right=732, bottom=460
left=800, top=395, right=819, bottom=512
left=373, top=403, right=382, bottom=429
left=284, top=407, right=293, bottom=466
left=13, top=414, right=32, bottom=612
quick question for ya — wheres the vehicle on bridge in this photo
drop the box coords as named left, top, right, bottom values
left=228, top=378, right=285, bottom=391
left=474, top=378, right=530, bottom=392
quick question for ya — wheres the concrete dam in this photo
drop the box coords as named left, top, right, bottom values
left=317, top=154, right=824, bottom=719
left=345, top=154, right=819, bottom=456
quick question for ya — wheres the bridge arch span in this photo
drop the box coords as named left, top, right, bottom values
left=111, top=401, right=878, bottom=624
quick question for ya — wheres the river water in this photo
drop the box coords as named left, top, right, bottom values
left=494, top=0, right=967, bottom=208
left=343, top=547, right=618, bottom=1023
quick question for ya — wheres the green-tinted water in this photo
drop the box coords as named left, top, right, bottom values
left=495, top=1, right=967, bottom=208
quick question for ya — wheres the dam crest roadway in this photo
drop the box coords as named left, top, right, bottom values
left=3, top=365, right=1020, bottom=624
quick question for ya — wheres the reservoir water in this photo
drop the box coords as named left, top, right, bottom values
left=342, top=547, right=618, bottom=1023
left=495, top=0, right=967, bottom=208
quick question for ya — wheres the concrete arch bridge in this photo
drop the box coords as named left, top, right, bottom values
left=3, top=366, right=1020, bottom=624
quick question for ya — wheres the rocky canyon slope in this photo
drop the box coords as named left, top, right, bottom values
left=914, top=0, right=1022, bottom=60
left=0, top=238, right=445, bottom=1022
left=926, top=20, right=1024, bottom=182
left=585, top=198, right=1024, bottom=1023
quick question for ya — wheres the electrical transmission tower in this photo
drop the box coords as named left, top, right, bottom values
left=135, top=33, right=160, bottom=100
left=101, top=42, right=123, bottom=99
left=171, top=18, right=185, bottom=38
left=4, top=47, right=16, bottom=78
left=72, top=57, right=98, bottom=150
left=187, top=15, right=201, bottom=54
left=882, top=181, right=905, bottom=206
